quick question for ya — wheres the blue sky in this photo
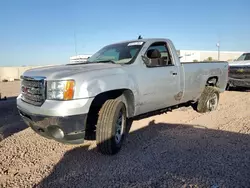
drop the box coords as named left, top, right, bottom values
left=0, top=0, right=250, bottom=66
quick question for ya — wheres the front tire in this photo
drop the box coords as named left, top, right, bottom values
left=195, top=86, right=220, bottom=113
left=96, top=98, right=127, bottom=155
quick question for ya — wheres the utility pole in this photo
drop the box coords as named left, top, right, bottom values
left=216, top=42, right=220, bottom=61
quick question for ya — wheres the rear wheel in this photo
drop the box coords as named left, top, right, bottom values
left=96, top=98, right=127, bottom=155
left=194, top=86, right=220, bottom=113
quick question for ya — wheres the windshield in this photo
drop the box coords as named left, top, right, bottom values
left=87, top=41, right=145, bottom=64
left=236, top=53, right=250, bottom=61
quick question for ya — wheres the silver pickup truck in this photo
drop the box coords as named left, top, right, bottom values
left=17, top=38, right=229, bottom=155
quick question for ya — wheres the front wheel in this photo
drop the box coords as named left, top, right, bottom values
left=96, top=98, right=127, bottom=155
left=194, top=86, right=220, bottom=113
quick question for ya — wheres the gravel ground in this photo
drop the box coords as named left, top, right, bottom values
left=0, top=83, right=249, bottom=188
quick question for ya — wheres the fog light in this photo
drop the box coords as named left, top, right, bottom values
left=48, top=126, right=64, bottom=139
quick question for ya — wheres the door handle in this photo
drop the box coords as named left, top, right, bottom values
left=171, top=72, right=177, bottom=75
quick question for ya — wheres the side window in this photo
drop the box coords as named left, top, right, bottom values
left=245, top=53, right=250, bottom=60
left=145, top=42, right=173, bottom=67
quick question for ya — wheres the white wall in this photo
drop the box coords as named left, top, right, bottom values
left=200, top=51, right=243, bottom=61
left=179, top=50, right=201, bottom=62
left=0, top=65, right=52, bottom=82
left=179, top=50, right=244, bottom=62
left=70, top=54, right=92, bottom=64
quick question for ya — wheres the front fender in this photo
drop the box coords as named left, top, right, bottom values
left=76, top=74, right=139, bottom=100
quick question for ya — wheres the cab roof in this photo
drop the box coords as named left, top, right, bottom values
left=108, top=38, right=170, bottom=45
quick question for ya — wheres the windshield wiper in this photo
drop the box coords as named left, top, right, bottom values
left=95, top=60, right=116, bottom=64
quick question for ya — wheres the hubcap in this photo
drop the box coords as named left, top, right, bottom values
left=206, top=93, right=218, bottom=111
left=115, top=110, right=124, bottom=144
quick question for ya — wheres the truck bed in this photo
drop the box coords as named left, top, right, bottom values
left=179, top=61, right=228, bottom=102
left=181, top=61, right=228, bottom=64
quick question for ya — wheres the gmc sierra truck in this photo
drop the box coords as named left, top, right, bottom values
left=17, top=38, right=229, bottom=155
left=227, top=52, right=250, bottom=89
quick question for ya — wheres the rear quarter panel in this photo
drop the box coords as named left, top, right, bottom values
left=181, top=62, right=228, bottom=102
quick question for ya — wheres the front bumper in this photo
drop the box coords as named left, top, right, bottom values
left=19, top=109, right=88, bottom=144
left=16, top=94, right=94, bottom=116
left=16, top=95, right=94, bottom=144
left=228, top=77, right=250, bottom=88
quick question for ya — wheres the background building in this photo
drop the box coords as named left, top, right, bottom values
left=69, top=55, right=92, bottom=64
left=177, top=50, right=244, bottom=62
left=70, top=50, right=244, bottom=63
left=70, top=50, right=244, bottom=64
left=0, top=50, right=245, bottom=82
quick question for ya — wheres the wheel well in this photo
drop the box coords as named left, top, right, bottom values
left=206, top=76, right=218, bottom=86
left=86, top=89, right=135, bottom=131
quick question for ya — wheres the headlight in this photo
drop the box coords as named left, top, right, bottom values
left=47, top=80, right=75, bottom=100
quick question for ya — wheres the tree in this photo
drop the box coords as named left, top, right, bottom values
left=193, top=59, right=198, bottom=62
left=207, top=57, right=213, bottom=61
left=204, top=57, right=213, bottom=61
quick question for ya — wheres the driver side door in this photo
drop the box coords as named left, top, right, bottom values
left=137, top=41, right=181, bottom=115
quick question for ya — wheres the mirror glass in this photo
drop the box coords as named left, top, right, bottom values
left=141, top=55, right=150, bottom=65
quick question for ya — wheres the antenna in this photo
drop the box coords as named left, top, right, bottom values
left=74, top=30, right=78, bottom=56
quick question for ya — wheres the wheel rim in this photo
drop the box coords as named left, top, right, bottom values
left=115, top=110, right=124, bottom=144
left=206, top=93, right=218, bottom=111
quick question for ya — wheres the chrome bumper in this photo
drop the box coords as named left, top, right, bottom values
left=16, top=94, right=94, bottom=116
left=228, top=78, right=250, bottom=88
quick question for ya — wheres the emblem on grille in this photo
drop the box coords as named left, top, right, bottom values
left=22, top=86, right=28, bottom=94
left=236, top=69, right=244, bottom=73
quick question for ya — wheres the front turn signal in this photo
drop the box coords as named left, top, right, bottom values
left=63, top=80, right=75, bottom=100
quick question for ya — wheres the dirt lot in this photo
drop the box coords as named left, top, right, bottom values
left=0, top=81, right=21, bottom=98
left=0, top=82, right=249, bottom=188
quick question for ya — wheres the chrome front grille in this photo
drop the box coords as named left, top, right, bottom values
left=21, top=76, right=46, bottom=106
left=229, top=66, right=250, bottom=79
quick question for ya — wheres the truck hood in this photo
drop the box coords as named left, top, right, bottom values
left=228, top=60, right=250, bottom=66
left=22, top=63, right=123, bottom=80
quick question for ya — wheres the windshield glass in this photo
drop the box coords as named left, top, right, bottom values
left=236, top=53, right=250, bottom=61
left=87, top=41, right=145, bottom=64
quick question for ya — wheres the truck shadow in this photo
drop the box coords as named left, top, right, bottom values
left=36, top=120, right=250, bottom=188
left=0, top=96, right=28, bottom=141
left=227, top=86, right=250, bottom=92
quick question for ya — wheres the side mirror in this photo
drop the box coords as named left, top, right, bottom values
left=141, top=55, right=151, bottom=66
left=179, top=56, right=183, bottom=59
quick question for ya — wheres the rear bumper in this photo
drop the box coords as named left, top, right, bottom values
left=19, top=109, right=88, bottom=144
left=228, top=77, right=250, bottom=88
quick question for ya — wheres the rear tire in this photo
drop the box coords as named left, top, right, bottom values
left=194, top=86, right=220, bottom=113
left=96, top=98, right=127, bottom=155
